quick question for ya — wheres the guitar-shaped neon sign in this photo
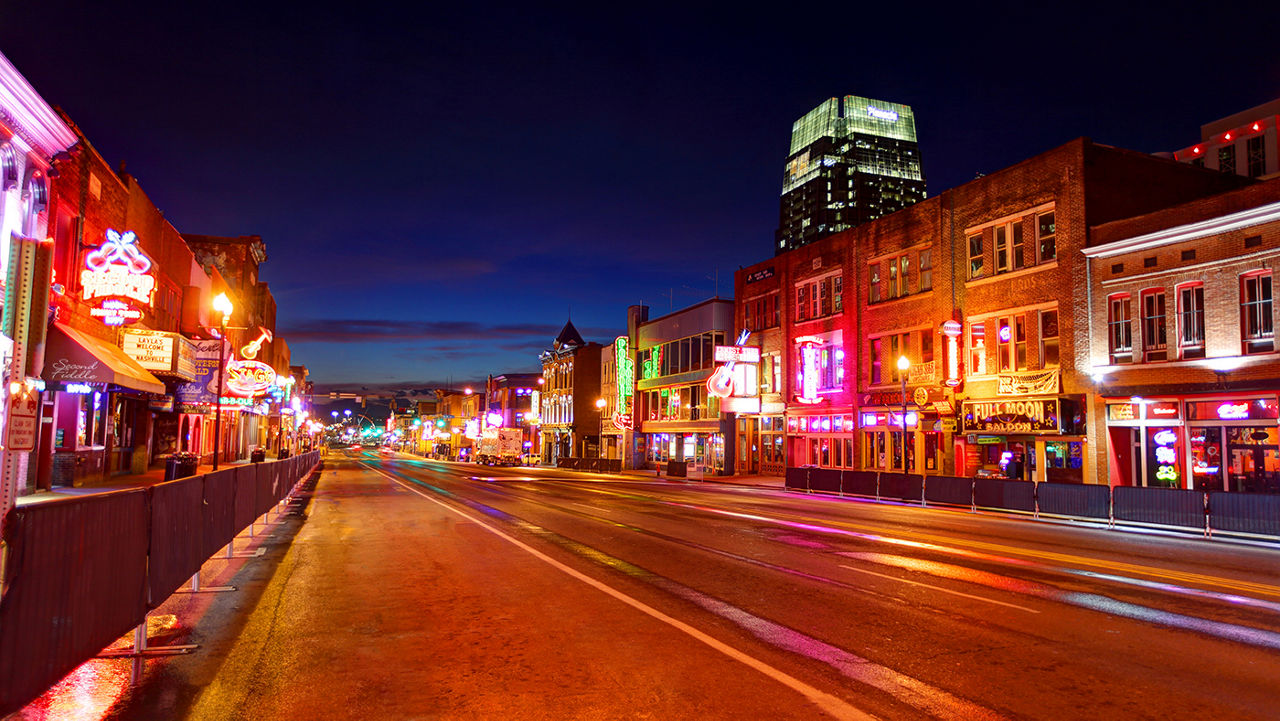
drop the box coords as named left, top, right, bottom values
left=706, top=330, right=751, bottom=399
left=240, top=328, right=273, bottom=359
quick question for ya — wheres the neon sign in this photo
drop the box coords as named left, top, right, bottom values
left=485, top=411, right=503, bottom=427
left=612, top=413, right=633, bottom=431
left=707, top=330, right=751, bottom=399
left=65, top=383, right=93, bottom=394
left=615, top=336, right=634, bottom=415
left=942, top=320, right=962, bottom=387
left=225, top=359, right=277, bottom=397
left=89, top=299, right=143, bottom=326
left=81, top=229, right=155, bottom=303
left=793, top=336, right=823, bottom=404
left=1152, top=429, right=1179, bottom=485
left=241, top=328, right=273, bottom=359
left=1217, top=402, right=1250, bottom=420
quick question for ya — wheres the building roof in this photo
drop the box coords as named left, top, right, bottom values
left=553, top=319, right=585, bottom=349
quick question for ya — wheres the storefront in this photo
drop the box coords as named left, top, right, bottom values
left=42, top=322, right=166, bottom=484
left=638, top=380, right=732, bottom=475
left=788, top=413, right=856, bottom=469
left=857, top=390, right=946, bottom=474
left=1105, top=394, right=1279, bottom=493
left=959, top=395, right=1086, bottom=483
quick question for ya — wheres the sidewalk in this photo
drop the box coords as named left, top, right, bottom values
left=14, top=459, right=254, bottom=507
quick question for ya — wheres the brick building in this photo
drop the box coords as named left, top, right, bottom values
left=735, top=138, right=1250, bottom=485
left=1085, top=178, right=1280, bottom=492
left=538, top=320, right=603, bottom=464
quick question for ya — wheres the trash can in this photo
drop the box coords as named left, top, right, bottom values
left=165, top=453, right=199, bottom=480
left=251, top=448, right=266, bottom=463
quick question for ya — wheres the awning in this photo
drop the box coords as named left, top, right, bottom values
left=43, top=322, right=166, bottom=395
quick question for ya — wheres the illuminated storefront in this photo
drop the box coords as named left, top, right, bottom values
left=1105, top=394, right=1279, bottom=492
left=959, top=395, right=1086, bottom=482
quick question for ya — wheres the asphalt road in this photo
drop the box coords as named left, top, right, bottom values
left=71, top=451, right=1280, bottom=720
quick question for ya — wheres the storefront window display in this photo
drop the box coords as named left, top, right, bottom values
left=789, top=415, right=855, bottom=468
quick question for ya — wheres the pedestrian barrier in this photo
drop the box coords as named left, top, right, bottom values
left=924, top=475, right=973, bottom=508
left=1208, top=491, right=1280, bottom=537
left=840, top=470, right=879, bottom=498
left=807, top=468, right=841, bottom=494
left=974, top=477, right=1035, bottom=513
left=1037, top=482, right=1110, bottom=519
left=1113, top=485, right=1203, bottom=530
left=0, top=451, right=321, bottom=716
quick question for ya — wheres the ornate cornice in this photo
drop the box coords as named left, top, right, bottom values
left=0, top=52, right=76, bottom=158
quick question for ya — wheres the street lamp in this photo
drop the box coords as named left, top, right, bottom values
left=897, top=355, right=910, bottom=473
left=595, top=398, right=607, bottom=459
left=212, top=292, right=233, bottom=470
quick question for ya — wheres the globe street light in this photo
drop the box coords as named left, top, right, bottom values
left=211, top=292, right=233, bottom=470
left=595, top=397, right=607, bottom=459
left=897, top=355, right=910, bottom=473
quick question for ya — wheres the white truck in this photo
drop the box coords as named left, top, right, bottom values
left=477, top=427, right=523, bottom=466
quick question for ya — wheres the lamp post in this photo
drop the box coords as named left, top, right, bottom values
left=595, top=398, right=607, bottom=459
left=897, top=355, right=910, bottom=473
left=212, top=292, right=233, bottom=470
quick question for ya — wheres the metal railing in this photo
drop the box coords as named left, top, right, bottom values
left=0, top=451, right=321, bottom=716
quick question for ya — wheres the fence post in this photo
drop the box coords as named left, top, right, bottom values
left=921, top=475, right=927, bottom=507
left=969, top=477, right=976, bottom=513
left=1108, top=485, right=1115, bottom=529
left=1033, top=480, right=1040, bottom=520
left=875, top=472, right=881, bottom=502
left=838, top=469, right=844, bottom=497
left=805, top=467, right=811, bottom=493
left=1203, top=492, right=1212, bottom=538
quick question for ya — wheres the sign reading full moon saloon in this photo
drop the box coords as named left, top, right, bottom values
left=81, top=229, right=155, bottom=326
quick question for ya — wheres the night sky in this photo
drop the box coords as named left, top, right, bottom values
left=3, top=2, right=1278, bottom=400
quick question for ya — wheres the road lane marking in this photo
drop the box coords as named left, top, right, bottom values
left=835, top=565, right=1038, bottom=614
left=359, top=462, right=877, bottom=721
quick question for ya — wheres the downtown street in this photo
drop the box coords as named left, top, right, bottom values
left=56, top=450, right=1280, bottom=721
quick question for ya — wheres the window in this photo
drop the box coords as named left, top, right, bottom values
left=1247, top=136, right=1266, bottom=178
left=869, top=263, right=881, bottom=303
left=898, top=256, right=909, bottom=297
left=969, top=321, right=987, bottom=375
left=799, top=340, right=844, bottom=393
left=887, top=262, right=898, bottom=299
left=1219, top=145, right=1236, bottom=174
left=1177, top=284, right=1205, bottom=359
left=796, top=276, right=842, bottom=320
left=1141, top=289, right=1167, bottom=362
left=968, top=234, right=983, bottom=279
left=1242, top=272, right=1274, bottom=353
left=819, top=278, right=831, bottom=316
left=1040, top=310, right=1059, bottom=368
left=833, top=276, right=843, bottom=313
left=1038, top=212, right=1056, bottom=262
left=997, top=315, right=1026, bottom=371
left=920, top=330, right=933, bottom=364
left=995, top=225, right=1008, bottom=272
left=796, top=285, right=808, bottom=321
left=870, top=337, right=882, bottom=385
left=889, top=333, right=909, bottom=381
left=1012, top=221, right=1025, bottom=270
left=919, top=249, right=932, bottom=291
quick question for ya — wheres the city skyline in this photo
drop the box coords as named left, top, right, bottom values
left=2, top=2, right=1276, bottom=391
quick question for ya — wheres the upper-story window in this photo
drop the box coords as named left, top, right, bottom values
left=968, top=235, right=984, bottom=280
left=869, top=263, right=881, bottom=303
left=1039, top=310, right=1059, bottom=367
left=870, top=255, right=913, bottom=303
left=795, top=274, right=842, bottom=320
left=996, top=315, right=1027, bottom=371
left=1108, top=294, right=1133, bottom=364
left=1141, top=289, right=1167, bottom=362
left=968, top=321, right=987, bottom=375
left=1241, top=271, right=1274, bottom=354
left=919, top=249, right=933, bottom=292
left=1037, top=212, right=1056, bottom=262
left=1219, top=145, right=1236, bottom=174
left=1247, top=136, right=1266, bottom=178
left=742, top=293, right=779, bottom=332
left=1177, top=283, right=1205, bottom=359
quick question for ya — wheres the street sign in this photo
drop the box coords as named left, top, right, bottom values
left=7, top=391, right=39, bottom=452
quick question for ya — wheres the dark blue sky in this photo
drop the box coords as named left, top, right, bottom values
left=4, top=2, right=1277, bottom=394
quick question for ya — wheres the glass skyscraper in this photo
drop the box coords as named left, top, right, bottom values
left=775, top=96, right=927, bottom=254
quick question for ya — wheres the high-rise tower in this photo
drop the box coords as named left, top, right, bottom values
left=775, top=96, right=927, bottom=254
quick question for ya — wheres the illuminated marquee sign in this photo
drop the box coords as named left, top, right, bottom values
left=707, top=330, right=751, bottom=399
left=81, top=229, right=155, bottom=326
left=225, top=359, right=277, bottom=397
left=1217, top=402, right=1250, bottom=420
left=714, top=345, right=760, bottom=363
left=615, top=335, right=634, bottom=418
left=961, top=398, right=1061, bottom=434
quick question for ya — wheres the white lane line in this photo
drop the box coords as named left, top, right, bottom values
left=364, top=463, right=875, bottom=721
left=837, top=565, right=1038, bottom=614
